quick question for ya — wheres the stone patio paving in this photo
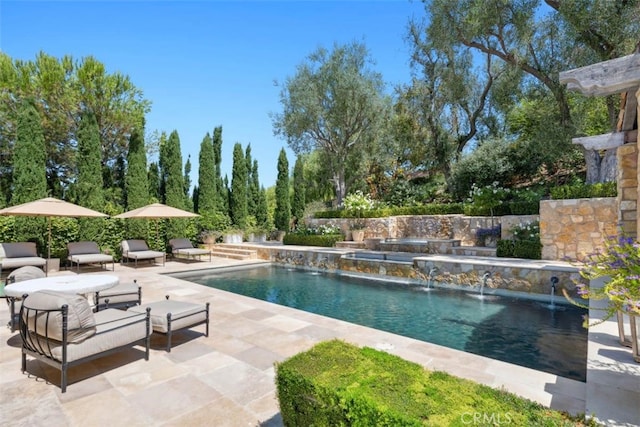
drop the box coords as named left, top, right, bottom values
left=0, top=255, right=638, bottom=426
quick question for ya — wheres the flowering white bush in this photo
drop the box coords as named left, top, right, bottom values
left=467, top=182, right=511, bottom=210
left=343, top=191, right=375, bottom=217
left=511, top=221, right=540, bottom=242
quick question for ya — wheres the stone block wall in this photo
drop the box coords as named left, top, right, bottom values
left=617, top=143, right=638, bottom=238
left=308, top=215, right=539, bottom=247
left=540, top=198, right=617, bottom=261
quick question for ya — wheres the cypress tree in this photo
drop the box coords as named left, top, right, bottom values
left=12, top=99, right=47, bottom=205
left=274, top=148, right=291, bottom=231
left=192, top=186, right=199, bottom=212
left=256, top=185, right=269, bottom=229
left=222, top=175, right=230, bottom=215
left=125, top=126, right=149, bottom=239
left=292, top=156, right=306, bottom=226
left=12, top=99, right=47, bottom=245
left=158, top=131, right=168, bottom=202
left=212, top=126, right=225, bottom=210
left=147, top=162, right=160, bottom=201
left=249, top=160, right=261, bottom=219
left=230, top=142, right=248, bottom=229
left=197, top=133, right=216, bottom=214
left=161, top=130, right=186, bottom=239
left=183, top=154, right=193, bottom=211
left=245, top=145, right=256, bottom=217
left=76, top=111, right=105, bottom=241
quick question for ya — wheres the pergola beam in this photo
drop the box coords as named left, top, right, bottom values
left=572, top=132, right=625, bottom=150
left=559, top=53, right=640, bottom=96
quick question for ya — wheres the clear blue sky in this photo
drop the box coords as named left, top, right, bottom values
left=1, top=0, right=424, bottom=188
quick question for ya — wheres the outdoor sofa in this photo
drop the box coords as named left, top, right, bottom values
left=121, top=239, right=166, bottom=268
left=67, top=241, right=114, bottom=272
left=0, top=242, right=47, bottom=278
left=19, top=290, right=151, bottom=393
left=169, top=238, right=212, bottom=262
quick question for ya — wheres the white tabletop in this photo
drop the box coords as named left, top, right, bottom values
left=3, top=274, right=119, bottom=297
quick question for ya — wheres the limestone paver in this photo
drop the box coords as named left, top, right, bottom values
left=0, top=255, right=637, bottom=426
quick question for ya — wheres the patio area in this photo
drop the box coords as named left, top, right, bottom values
left=1, top=255, right=638, bottom=426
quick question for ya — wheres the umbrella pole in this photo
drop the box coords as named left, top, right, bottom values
left=47, top=217, right=52, bottom=259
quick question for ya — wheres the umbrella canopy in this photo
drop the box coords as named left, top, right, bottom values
left=0, top=197, right=109, bottom=218
left=0, top=197, right=108, bottom=258
left=113, top=203, right=199, bottom=219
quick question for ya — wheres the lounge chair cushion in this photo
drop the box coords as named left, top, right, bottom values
left=23, top=290, right=96, bottom=343
left=123, top=240, right=150, bottom=253
left=1, top=257, right=47, bottom=269
left=67, top=241, right=101, bottom=256
left=129, top=299, right=208, bottom=333
left=27, top=308, right=148, bottom=363
left=169, top=238, right=194, bottom=250
left=7, top=266, right=46, bottom=283
left=69, top=253, right=114, bottom=264
left=96, top=282, right=140, bottom=306
left=2, top=242, right=38, bottom=258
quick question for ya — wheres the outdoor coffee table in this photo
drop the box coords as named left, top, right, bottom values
left=3, top=274, right=119, bottom=298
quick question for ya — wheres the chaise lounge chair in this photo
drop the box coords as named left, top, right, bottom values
left=67, top=241, right=114, bottom=272
left=0, top=242, right=47, bottom=278
left=169, top=238, right=212, bottom=262
left=94, top=279, right=142, bottom=312
left=121, top=239, right=166, bottom=268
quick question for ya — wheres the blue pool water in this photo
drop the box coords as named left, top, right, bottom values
left=182, top=265, right=587, bottom=381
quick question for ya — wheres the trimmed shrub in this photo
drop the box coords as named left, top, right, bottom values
left=283, top=233, right=343, bottom=247
left=496, top=240, right=515, bottom=257
left=508, top=200, right=540, bottom=215
left=513, top=240, right=542, bottom=259
left=550, top=181, right=616, bottom=200
left=497, top=240, right=541, bottom=259
left=313, top=203, right=464, bottom=219
left=276, top=340, right=592, bottom=426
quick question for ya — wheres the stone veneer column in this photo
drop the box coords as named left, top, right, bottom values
left=540, top=198, right=617, bottom=261
left=617, top=142, right=638, bottom=238
left=637, top=87, right=640, bottom=239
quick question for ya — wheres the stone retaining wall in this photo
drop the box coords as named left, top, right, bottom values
left=307, top=215, right=538, bottom=247
left=232, top=244, right=580, bottom=297
left=539, top=198, right=617, bottom=262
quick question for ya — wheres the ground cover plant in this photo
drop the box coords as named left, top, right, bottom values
left=276, top=340, right=598, bottom=426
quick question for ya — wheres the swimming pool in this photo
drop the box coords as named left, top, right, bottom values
left=180, top=265, right=587, bottom=381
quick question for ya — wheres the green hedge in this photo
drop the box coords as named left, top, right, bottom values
left=550, top=181, right=616, bottom=200
left=497, top=240, right=542, bottom=259
left=276, top=340, right=591, bottom=426
left=283, top=233, right=344, bottom=247
left=314, top=203, right=464, bottom=219
left=463, top=201, right=539, bottom=216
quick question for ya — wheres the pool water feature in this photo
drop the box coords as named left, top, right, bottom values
left=182, top=265, right=587, bottom=381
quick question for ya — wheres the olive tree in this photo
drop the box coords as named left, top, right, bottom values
left=272, top=41, right=389, bottom=205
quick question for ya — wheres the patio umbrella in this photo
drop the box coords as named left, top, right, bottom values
left=0, top=197, right=108, bottom=259
left=114, top=203, right=199, bottom=243
left=113, top=203, right=199, bottom=220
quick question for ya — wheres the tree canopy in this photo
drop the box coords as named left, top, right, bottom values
left=0, top=52, right=150, bottom=202
left=272, top=41, right=390, bottom=205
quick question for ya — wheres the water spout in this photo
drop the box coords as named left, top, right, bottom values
left=480, top=271, right=491, bottom=298
left=426, top=267, right=438, bottom=290
left=549, top=276, right=558, bottom=309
